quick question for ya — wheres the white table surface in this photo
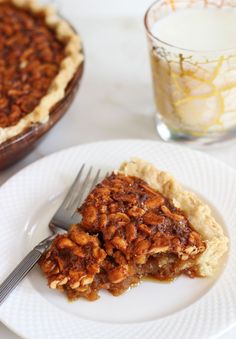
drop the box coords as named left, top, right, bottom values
left=1, top=0, right=236, bottom=338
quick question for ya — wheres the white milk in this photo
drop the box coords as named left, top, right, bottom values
left=148, top=8, right=236, bottom=135
left=151, top=9, right=236, bottom=51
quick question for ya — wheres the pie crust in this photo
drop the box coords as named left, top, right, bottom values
left=39, top=159, right=228, bottom=301
left=0, top=0, right=83, bottom=144
left=120, top=158, right=228, bottom=276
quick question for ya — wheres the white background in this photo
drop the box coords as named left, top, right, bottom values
left=1, top=0, right=236, bottom=338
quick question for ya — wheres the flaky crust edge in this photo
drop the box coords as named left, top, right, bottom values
left=119, top=158, right=228, bottom=277
left=0, top=0, right=84, bottom=144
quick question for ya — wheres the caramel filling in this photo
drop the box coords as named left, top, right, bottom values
left=39, top=173, right=206, bottom=301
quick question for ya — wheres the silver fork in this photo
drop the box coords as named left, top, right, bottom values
left=0, top=164, right=101, bottom=305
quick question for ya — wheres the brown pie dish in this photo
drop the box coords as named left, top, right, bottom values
left=0, top=0, right=84, bottom=170
left=39, top=159, right=228, bottom=301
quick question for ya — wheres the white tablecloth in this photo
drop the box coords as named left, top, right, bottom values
left=1, top=1, right=236, bottom=337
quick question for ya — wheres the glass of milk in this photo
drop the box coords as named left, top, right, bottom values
left=145, top=0, right=236, bottom=144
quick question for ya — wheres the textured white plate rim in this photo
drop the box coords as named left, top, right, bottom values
left=2, top=137, right=236, bottom=185
left=0, top=139, right=235, bottom=339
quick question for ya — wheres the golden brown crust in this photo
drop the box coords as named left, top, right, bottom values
left=119, top=158, right=228, bottom=276
left=0, top=0, right=83, bottom=144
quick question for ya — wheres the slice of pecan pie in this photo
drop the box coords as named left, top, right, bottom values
left=0, top=0, right=83, bottom=144
left=39, top=159, right=228, bottom=301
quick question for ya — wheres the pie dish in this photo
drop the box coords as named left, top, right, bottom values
left=0, top=0, right=84, bottom=169
left=39, top=159, right=228, bottom=301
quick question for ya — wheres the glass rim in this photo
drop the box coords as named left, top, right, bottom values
left=144, top=0, right=236, bottom=55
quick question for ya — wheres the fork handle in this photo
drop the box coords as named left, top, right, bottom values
left=0, top=234, right=55, bottom=305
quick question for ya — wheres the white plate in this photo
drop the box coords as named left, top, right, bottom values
left=0, top=140, right=235, bottom=339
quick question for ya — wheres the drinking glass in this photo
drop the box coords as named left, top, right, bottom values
left=144, top=0, right=236, bottom=145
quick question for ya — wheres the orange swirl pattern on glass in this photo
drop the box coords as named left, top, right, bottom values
left=147, top=0, right=236, bottom=136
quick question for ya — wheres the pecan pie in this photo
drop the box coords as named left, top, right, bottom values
left=39, top=159, right=228, bottom=301
left=0, top=0, right=83, bottom=144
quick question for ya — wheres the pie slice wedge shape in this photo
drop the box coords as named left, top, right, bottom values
left=39, top=159, right=228, bottom=301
